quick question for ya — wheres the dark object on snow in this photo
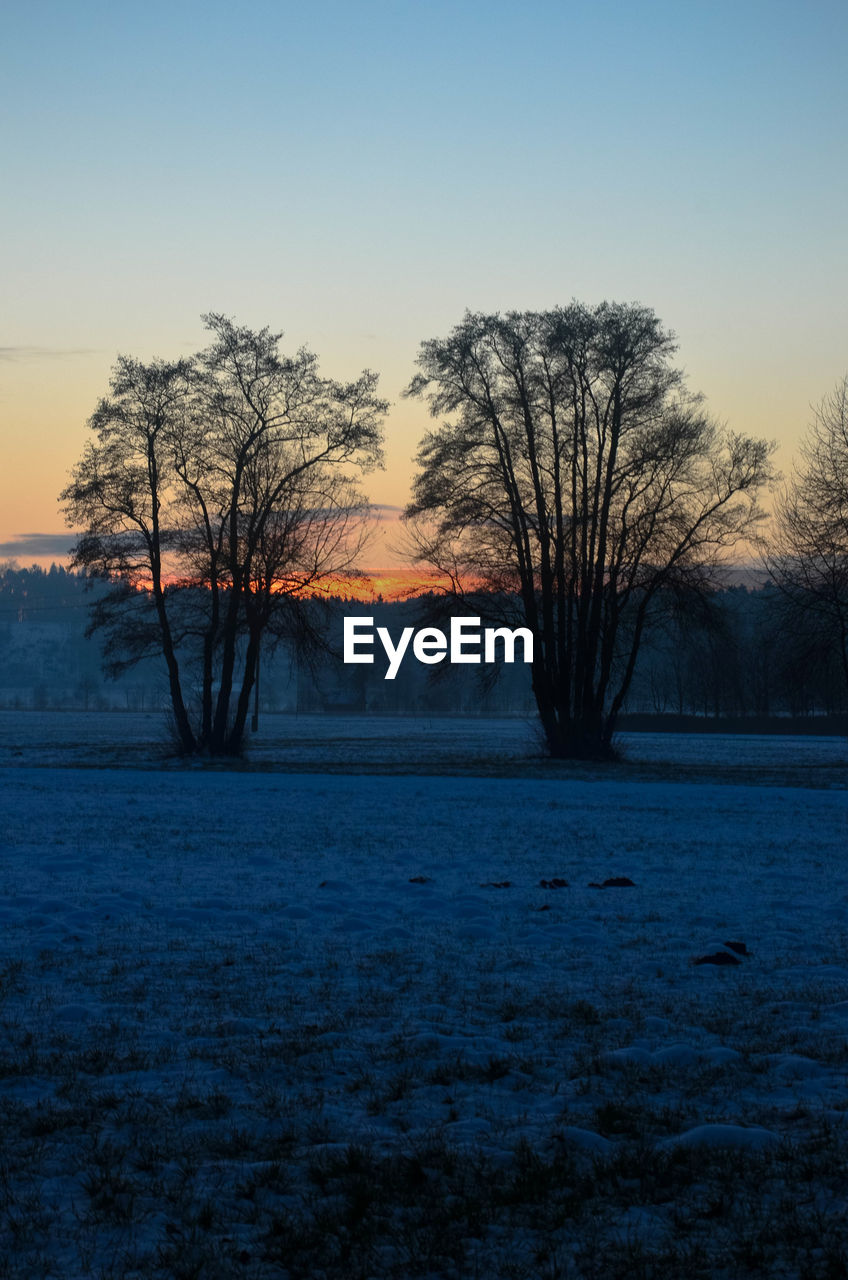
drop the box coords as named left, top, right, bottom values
left=588, top=877, right=635, bottom=888
left=723, top=940, right=749, bottom=956
left=409, top=876, right=431, bottom=884
left=540, top=877, right=569, bottom=889
left=480, top=880, right=511, bottom=888
left=694, top=951, right=741, bottom=966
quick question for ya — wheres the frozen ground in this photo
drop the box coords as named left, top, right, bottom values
left=0, top=717, right=847, bottom=1277
left=3, top=709, right=847, bottom=787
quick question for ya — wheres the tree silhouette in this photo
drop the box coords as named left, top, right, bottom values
left=405, top=304, right=773, bottom=758
left=770, top=375, right=848, bottom=700
left=62, top=315, right=385, bottom=754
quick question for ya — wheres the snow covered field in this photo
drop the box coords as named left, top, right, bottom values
left=3, top=709, right=847, bottom=785
left=1, top=716, right=848, bottom=1276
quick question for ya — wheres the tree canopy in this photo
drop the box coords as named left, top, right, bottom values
left=62, top=314, right=386, bottom=754
left=405, top=303, right=774, bottom=758
left=770, top=375, right=848, bottom=699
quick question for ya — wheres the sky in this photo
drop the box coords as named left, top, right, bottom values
left=1, top=0, right=846, bottom=568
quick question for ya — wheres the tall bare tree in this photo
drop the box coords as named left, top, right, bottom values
left=770, top=375, right=848, bottom=699
left=62, top=315, right=386, bottom=754
left=405, top=304, right=773, bottom=758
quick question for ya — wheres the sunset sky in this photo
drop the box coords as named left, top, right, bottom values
left=1, top=0, right=846, bottom=569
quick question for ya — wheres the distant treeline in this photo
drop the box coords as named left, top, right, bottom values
left=0, top=563, right=845, bottom=726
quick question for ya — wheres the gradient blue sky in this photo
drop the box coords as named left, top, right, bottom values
left=1, top=0, right=845, bottom=564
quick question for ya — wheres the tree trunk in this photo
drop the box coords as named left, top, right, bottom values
left=210, top=586, right=242, bottom=753
left=537, top=698, right=615, bottom=761
left=227, top=631, right=259, bottom=754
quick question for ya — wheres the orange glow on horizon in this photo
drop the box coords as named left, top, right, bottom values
left=53, top=566, right=468, bottom=603
left=310, top=567, right=463, bottom=602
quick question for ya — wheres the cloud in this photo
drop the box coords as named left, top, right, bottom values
left=0, top=532, right=77, bottom=557
left=0, top=346, right=99, bottom=363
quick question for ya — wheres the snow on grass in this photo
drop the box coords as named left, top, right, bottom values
left=0, top=725, right=847, bottom=1276
left=3, top=709, right=848, bottom=783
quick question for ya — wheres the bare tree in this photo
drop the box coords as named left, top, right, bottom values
left=61, top=355, right=198, bottom=749
left=62, top=315, right=386, bottom=754
left=770, top=375, right=848, bottom=699
left=405, top=304, right=773, bottom=758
